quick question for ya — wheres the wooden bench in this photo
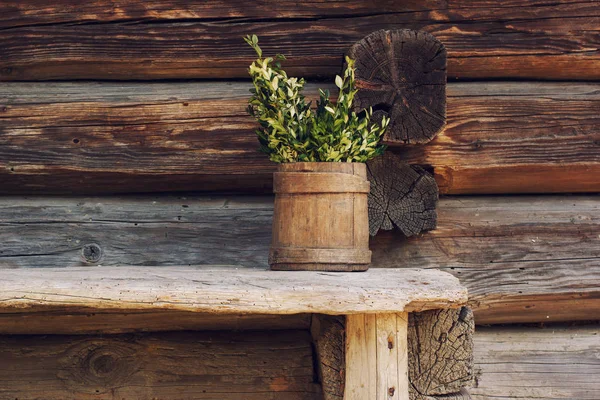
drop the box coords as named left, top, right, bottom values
left=0, top=266, right=467, bottom=400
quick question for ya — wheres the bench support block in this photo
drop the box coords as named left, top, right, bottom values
left=345, top=313, right=409, bottom=400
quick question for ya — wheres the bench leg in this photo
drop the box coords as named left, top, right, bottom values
left=344, top=313, right=409, bottom=400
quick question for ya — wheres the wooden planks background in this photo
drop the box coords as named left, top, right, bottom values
left=1, top=82, right=599, bottom=194
left=1, top=0, right=599, bottom=398
left=0, top=330, right=322, bottom=400
left=0, top=0, right=599, bottom=81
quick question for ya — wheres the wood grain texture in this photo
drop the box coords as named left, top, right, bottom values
left=0, top=267, right=467, bottom=315
left=0, top=309, right=311, bottom=335
left=397, top=83, right=600, bottom=194
left=471, top=324, right=600, bottom=400
left=0, top=1, right=598, bottom=80
left=367, top=153, right=438, bottom=236
left=311, top=315, right=346, bottom=400
left=0, top=330, right=322, bottom=400
left=344, top=313, right=409, bottom=400
left=0, top=194, right=598, bottom=324
left=1, top=82, right=598, bottom=194
left=371, top=195, right=600, bottom=324
left=349, top=29, right=446, bottom=144
left=310, top=312, right=474, bottom=400
left=408, top=308, right=474, bottom=399
left=270, top=163, right=371, bottom=271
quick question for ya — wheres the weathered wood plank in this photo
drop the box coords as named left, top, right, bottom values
left=0, top=1, right=598, bottom=80
left=0, top=309, right=312, bottom=335
left=0, top=267, right=467, bottom=315
left=1, top=82, right=598, bottom=194
left=396, top=83, right=600, bottom=194
left=471, top=324, right=600, bottom=400
left=344, top=313, right=409, bottom=400
left=372, top=195, right=600, bottom=324
left=0, top=194, right=598, bottom=324
left=0, top=330, right=322, bottom=400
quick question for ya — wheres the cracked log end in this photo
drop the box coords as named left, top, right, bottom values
left=348, top=29, right=447, bottom=144
left=409, top=307, right=475, bottom=399
left=367, top=152, right=438, bottom=237
left=313, top=309, right=474, bottom=400
left=311, top=315, right=345, bottom=400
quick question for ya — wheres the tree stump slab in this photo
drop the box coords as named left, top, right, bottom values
left=367, top=152, right=438, bottom=237
left=348, top=29, right=447, bottom=144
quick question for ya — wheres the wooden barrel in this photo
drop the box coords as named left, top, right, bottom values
left=269, top=162, right=371, bottom=271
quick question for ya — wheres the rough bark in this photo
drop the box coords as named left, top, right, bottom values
left=0, top=194, right=598, bottom=324
left=367, top=152, right=438, bottom=236
left=0, top=1, right=598, bottom=80
left=408, top=308, right=474, bottom=399
left=348, top=29, right=446, bottom=144
left=0, top=82, right=598, bottom=195
left=0, top=330, right=322, bottom=400
left=311, top=315, right=345, bottom=400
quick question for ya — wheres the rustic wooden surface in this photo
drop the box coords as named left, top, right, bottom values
left=371, top=195, right=600, bottom=324
left=0, top=330, right=322, bottom=400
left=0, top=0, right=598, bottom=80
left=311, top=315, right=346, bottom=400
left=0, top=267, right=467, bottom=315
left=344, top=313, right=410, bottom=400
left=270, top=163, right=371, bottom=271
left=309, top=310, right=474, bottom=400
left=349, top=29, right=446, bottom=144
left=408, top=308, right=474, bottom=399
left=1, top=82, right=598, bottom=194
left=367, top=153, right=438, bottom=236
left=471, top=324, right=600, bottom=400
left=0, top=309, right=311, bottom=335
left=0, top=194, right=597, bottom=324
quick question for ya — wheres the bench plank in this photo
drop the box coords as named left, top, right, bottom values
left=0, top=267, right=467, bottom=315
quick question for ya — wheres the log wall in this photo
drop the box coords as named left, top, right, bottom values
left=1, top=82, right=598, bottom=194
left=0, top=1, right=598, bottom=81
left=1, top=1, right=599, bottom=398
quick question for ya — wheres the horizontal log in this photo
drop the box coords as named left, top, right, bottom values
left=0, top=310, right=312, bottom=335
left=0, top=195, right=598, bottom=324
left=472, top=324, right=600, bottom=399
left=0, top=330, right=322, bottom=399
left=0, top=267, right=467, bottom=315
left=0, top=1, right=598, bottom=80
left=1, top=82, right=599, bottom=194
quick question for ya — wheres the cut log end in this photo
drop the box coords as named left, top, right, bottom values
left=348, top=29, right=447, bottom=144
left=367, top=152, right=438, bottom=237
left=408, top=307, right=475, bottom=398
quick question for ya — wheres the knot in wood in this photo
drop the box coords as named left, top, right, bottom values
left=58, top=338, right=141, bottom=394
left=82, top=243, right=102, bottom=263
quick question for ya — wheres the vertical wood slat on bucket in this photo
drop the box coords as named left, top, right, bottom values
left=269, top=162, right=372, bottom=271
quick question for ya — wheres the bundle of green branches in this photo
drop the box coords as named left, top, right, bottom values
left=244, top=35, right=388, bottom=163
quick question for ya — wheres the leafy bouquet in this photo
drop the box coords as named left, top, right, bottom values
left=244, top=35, right=388, bottom=163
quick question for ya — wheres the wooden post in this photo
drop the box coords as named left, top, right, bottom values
left=345, top=313, right=409, bottom=400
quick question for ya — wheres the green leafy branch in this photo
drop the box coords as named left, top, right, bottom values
left=244, top=35, right=388, bottom=163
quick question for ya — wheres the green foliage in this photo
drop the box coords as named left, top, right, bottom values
left=244, top=35, right=388, bottom=163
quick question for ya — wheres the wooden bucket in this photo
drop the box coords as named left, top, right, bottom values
left=269, top=162, right=371, bottom=271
